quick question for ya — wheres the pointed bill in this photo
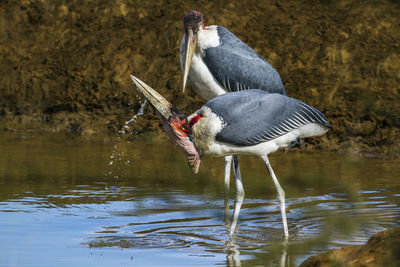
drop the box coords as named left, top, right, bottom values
left=130, top=74, right=201, bottom=174
left=182, top=29, right=197, bottom=92
left=130, top=75, right=174, bottom=121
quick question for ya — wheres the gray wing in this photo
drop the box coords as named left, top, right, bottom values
left=205, top=90, right=330, bottom=146
left=203, top=26, right=286, bottom=95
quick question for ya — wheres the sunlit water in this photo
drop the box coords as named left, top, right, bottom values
left=0, top=132, right=399, bottom=266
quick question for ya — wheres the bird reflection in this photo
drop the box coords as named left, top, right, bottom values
left=224, top=184, right=289, bottom=267
left=280, top=239, right=289, bottom=267
left=226, top=236, right=241, bottom=267
left=224, top=159, right=244, bottom=267
left=224, top=159, right=244, bottom=266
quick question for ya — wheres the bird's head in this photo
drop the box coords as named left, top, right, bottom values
left=182, top=10, right=204, bottom=93
left=130, top=75, right=201, bottom=174
left=183, top=10, right=204, bottom=34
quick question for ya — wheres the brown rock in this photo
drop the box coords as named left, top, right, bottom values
left=300, top=228, right=400, bottom=267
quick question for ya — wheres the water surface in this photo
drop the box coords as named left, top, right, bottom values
left=1, top=132, right=399, bottom=266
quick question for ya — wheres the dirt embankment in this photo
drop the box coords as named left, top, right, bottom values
left=1, top=0, right=399, bottom=156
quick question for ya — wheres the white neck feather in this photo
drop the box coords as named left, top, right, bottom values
left=197, top=26, right=220, bottom=54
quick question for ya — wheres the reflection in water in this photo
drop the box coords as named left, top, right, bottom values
left=225, top=200, right=293, bottom=267
left=280, top=239, right=288, bottom=267
left=226, top=237, right=241, bottom=267
left=225, top=193, right=289, bottom=267
left=225, top=193, right=244, bottom=267
left=0, top=132, right=400, bottom=266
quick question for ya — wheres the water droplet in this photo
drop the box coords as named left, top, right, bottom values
left=105, top=98, right=147, bottom=180
left=125, top=99, right=147, bottom=125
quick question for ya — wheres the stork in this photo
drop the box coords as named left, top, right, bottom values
left=131, top=75, right=330, bottom=237
left=180, top=10, right=289, bottom=195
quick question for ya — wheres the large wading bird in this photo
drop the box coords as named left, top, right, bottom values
left=180, top=10, right=289, bottom=194
left=130, top=75, right=330, bottom=237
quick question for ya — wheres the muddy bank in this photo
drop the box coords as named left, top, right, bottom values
left=1, top=0, right=399, bottom=156
left=300, top=228, right=400, bottom=267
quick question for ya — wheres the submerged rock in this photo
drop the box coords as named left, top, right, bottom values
left=300, top=228, right=400, bottom=267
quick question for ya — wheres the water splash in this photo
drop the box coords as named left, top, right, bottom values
left=119, top=99, right=147, bottom=134
left=106, top=98, right=147, bottom=179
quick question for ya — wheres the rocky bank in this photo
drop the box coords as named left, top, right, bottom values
left=300, top=228, right=400, bottom=267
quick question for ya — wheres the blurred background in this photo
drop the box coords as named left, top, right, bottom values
left=0, top=0, right=399, bottom=156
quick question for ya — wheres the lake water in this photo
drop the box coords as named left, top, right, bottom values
left=1, top=132, right=399, bottom=266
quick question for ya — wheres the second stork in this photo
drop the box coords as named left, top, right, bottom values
left=180, top=10, right=287, bottom=195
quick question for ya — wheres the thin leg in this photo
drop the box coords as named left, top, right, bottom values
left=224, top=156, right=233, bottom=192
left=229, top=192, right=244, bottom=236
left=224, top=197, right=230, bottom=226
left=233, top=156, right=244, bottom=196
left=224, top=156, right=233, bottom=222
left=260, top=155, right=289, bottom=237
left=228, top=155, right=244, bottom=236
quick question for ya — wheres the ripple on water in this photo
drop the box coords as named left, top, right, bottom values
left=87, top=216, right=228, bottom=251
left=89, top=187, right=398, bottom=252
left=1, top=132, right=400, bottom=266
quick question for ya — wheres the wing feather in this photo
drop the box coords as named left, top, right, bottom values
left=204, top=90, right=330, bottom=146
left=203, top=27, right=286, bottom=95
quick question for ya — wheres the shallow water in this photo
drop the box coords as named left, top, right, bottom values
left=1, top=132, right=399, bottom=266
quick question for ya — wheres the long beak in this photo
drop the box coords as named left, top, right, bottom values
left=182, top=29, right=197, bottom=93
left=130, top=75, right=174, bottom=121
left=130, top=75, right=201, bottom=173
left=130, top=75, right=189, bottom=134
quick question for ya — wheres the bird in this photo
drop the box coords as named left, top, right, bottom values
left=180, top=10, right=290, bottom=195
left=180, top=10, right=286, bottom=99
left=130, top=75, right=330, bottom=237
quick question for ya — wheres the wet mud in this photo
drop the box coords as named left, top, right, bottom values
left=0, top=0, right=399, bottom=156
